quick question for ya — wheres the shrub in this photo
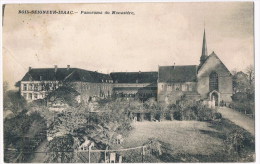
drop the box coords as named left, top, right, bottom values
left=229, top=101, right=254, bottom=115
left=47, top=134, right=74, bottom=163
left=213, top=112, right=222, bottom=120
left=224, top=129, right=255, bottom=159
left=197, top=107, right=215, bottom=121
left=169, top=100, right=219, bottom=121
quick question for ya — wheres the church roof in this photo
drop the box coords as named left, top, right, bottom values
left=110, top=72, right=158, bottom=83
left=198, top=51, right=231, bottom=74
left=21, top=68, right=112, bottom=83
left=158, top=65, right=198, bottom=83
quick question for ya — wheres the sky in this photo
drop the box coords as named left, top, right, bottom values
left=2, top=2, right=254, bottom=89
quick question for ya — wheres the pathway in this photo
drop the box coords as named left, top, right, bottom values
left=218, top=107, right=255, bottom=135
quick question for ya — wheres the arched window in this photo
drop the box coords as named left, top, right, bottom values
left=209, top=72, right=218, bottom=91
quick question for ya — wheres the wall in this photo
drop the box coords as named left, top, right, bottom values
left=197, top=54, right=233, bottom=102
left=70, top=82, right=113, bottom=103
left=20, top=81, right=60, bottom=101
left=157, top=82, right=198, bottom=104
left=112, top=83, right=157, bottom=100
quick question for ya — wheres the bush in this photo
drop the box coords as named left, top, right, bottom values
left=47, top=134, right=74, bottom=163
left=169, top=100, right=219, bottom=121
left=224, top=129, right=255, bottom=159
left=197, top=107, right=215, bottom=121
left=173, top=111, right=182, bottom=120
left=214, top=112, right=222, bottom=120
left=229, top=101, right=254, bottom=115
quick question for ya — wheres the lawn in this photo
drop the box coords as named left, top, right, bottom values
left=122, top=119, right=255, bottom=162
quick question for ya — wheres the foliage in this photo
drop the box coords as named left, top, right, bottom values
left=168, top=100, right=220, bottom=121
left=3, top=90, right=27, bottom=114
left=224, top=129, right=255, bottom=160
left=229, top=101, right=254, bottom=115
left=232, top=65, right=255, bottom=98
left=46, top=86, right=80, bottom=107
left=47, top=134, right=74, bottom=163
left=4, top=112, right=46, bottom=150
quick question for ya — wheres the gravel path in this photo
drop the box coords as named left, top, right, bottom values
left=218, top=107, right=255, bottom=135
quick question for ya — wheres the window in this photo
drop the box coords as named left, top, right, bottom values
left=188, top=85, right=193, bottom=91
left=209, top=72, right=218, bottom=91
left=49, top=83, right=53, bottom=90
left=29, top=93, right=32, bottom=99
left=175, top=84, right=180, bottom=91
left=161, top=84, right=164, bottom=90
left=182, top=84, right=187, bottom=91
left=38, top=84, right=42, bottom=91
left=41, top=83, right=45, bottom=90
left=34, top=93, right=38, bottom=99
left=34, top=84, right=38, bottom=91
left=23, top=84, right=27, bottom=91
left=167, top=85, right=172, bottom=91
left=23, top=93, right=27, bottom=99
left=29, top=84, right=33, bottom=91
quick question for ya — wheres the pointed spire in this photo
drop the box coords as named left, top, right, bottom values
left=200, top=28, right=208, bottom=65
left=201, top=28, right=208, bottom=57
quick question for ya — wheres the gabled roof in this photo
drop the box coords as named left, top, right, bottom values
left=198, top=51, right=231, bottom=74
left=158, top=65, right=197, bottom=83
left=110, top=72, right=158, bottom=83
left=21, top=68, right=112, bottom=83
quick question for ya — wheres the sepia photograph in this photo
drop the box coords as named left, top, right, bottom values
left=1, top=1, right=256, bottom=163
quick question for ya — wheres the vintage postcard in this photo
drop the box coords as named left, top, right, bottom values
left=2, top=2, right=255, bottom=163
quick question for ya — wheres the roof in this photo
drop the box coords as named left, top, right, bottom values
left=110, top=72, right=158, bottom=83
left=158, top=65, right=197, bottom=83
left=198, top=51, right=231, bottom=74
left=21, top=68, right=112, bottom=83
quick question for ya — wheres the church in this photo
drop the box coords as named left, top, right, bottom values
left=19, top=29, right=233, bottom=106
left=157, top=29, right=233, bottom=106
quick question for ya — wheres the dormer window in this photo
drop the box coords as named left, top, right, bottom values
left=40, top=75, right=43, bottom=81
left=29, top=76, right=32, bottom=81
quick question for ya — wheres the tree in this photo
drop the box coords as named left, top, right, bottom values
left=3, top=81, right=9, bottom=94
left=47, top=135, right=74, bottom=163
left=3, top=90, right=27, bottom=113
left=246, top=65, right=254, bottom=86
left=232, top=71, right=249, bottom=93
left=246, top=65, right=255, bottom=96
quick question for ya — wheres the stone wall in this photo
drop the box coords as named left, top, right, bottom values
left=197, top=53, right=233, bottom=102
left=70, top=82, right=113, bottom=103
left=157, top=82, right=198, bottom=104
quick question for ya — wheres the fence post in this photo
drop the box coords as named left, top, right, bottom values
left=142, top=146, right=145, bottom=162
left=88, top=148, right=91, bottom=163
left=105, top=146, right=108, bottom=163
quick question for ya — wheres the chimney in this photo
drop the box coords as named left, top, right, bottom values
left=67, top=65, right=70, bottom=70
left=54, top=65, right=58, bottom=73
left=29, top=66, right=32, bottom=71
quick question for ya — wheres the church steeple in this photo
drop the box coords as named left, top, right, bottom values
left=200, top=28, right=208, bottom=65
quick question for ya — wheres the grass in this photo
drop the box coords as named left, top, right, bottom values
left=122, top=119, right=255, bottom=162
